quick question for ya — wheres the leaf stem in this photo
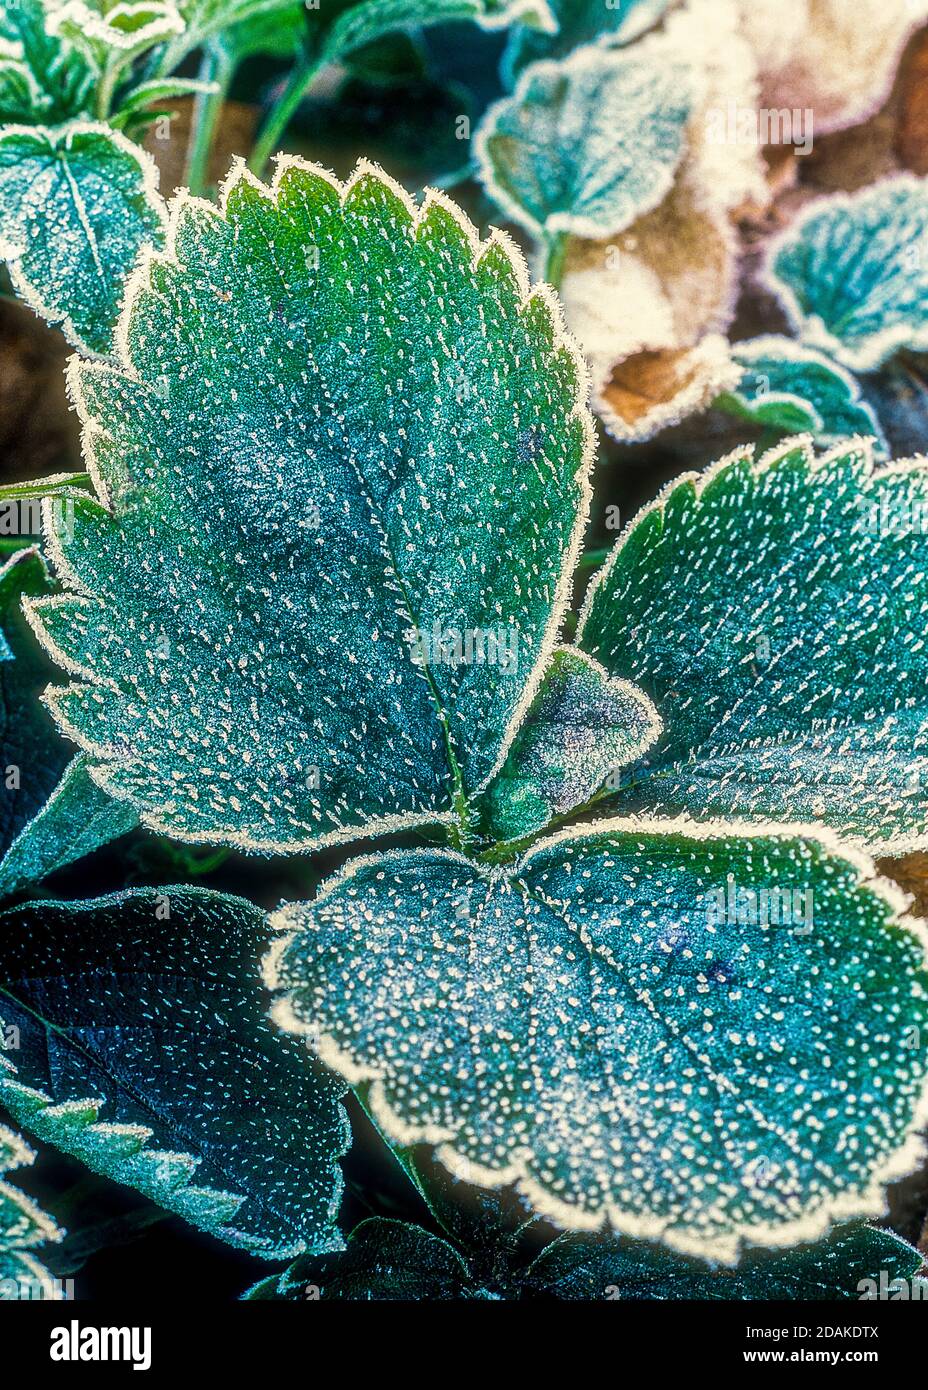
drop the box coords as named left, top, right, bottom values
left=249, top=51, right=326, bottom=178
left=184, top=41, right=235, bottom=197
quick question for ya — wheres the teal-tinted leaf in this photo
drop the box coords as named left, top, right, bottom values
left=246, top=1217, right=926, bottom=1300
left=45, top=0, right=185, bottom=72
left=0, top=0, right=95, bottom=121
left=502, top=0, right=673, bottom=86
left=28, top=159, right=593, bottom=853
left=317, top=0, right=556, bottom=66
left=716, top=337, right=888, bottom=458
left=764, top=176, right=928, bottom=373
left=524, top=1224, right=927, bottom=1300
left=0, top=1125, right=63, bottom=1300
left=0, top=56, right=45, bottom=122
left=0, top=544, right=132, bottom=895
left=109, top=75, right=221, bottom=126
left=476, top=45, right=691, bottom=241
left=0, top=754, right=137, bottom=899
left=579, top=440, right=928, bottom=853
left=0, top=887, right=349, bottom=1258
left=478, top=645, right=660, bottom=843
left=266, top=823, right=928, bottom=1262
left=245, top=1217, right=481, bottom=1300
left=0, top=120, right=166, bottom=355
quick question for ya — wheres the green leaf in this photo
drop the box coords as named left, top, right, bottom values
left=45, top=0, right=186, bottom=72
left=0, top=1124, right=63, bottom=1300
left=0, top=545, right=133, bottom=896
left=0, top=0, right=95, bottom=121
left=109, top=75, right=221, bottom=126
left=246, top=1217, right=926, bottom=1300
left=0, top=120, right=166, bottom=355
left=245, top=1217, right=481, bottom=1300
left=317, top=0, right=557, bottom=66
left=265, top=822, right=928, bottom=1262
left=502, top=0, right=673, bottom=86
left=478, top=645, right=660, bottom=843
left=0, top=753, right=138, bottom=900
left=0, top=887, right=350, bottom=1258
left=763, top=176, right=928, bottom=373
left=476, top=44, right=691, bottom=241
left=715, top=337, right=888, bottom=458
left=27, top=159, right=593, bottom=853
left=579, top=440, right=928, bottom=853
left=524, top=1224, right=927, bottom=1300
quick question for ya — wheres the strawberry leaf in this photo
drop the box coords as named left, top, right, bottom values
left=0, top=887, right=349, bottom=1258
left=0, top=1125, right=63, bottom=1300
left=579, top=440, right=928, bottom=853
left=503, top=0, right=674, bottom=86
left=715, top=337, right=888, bottom=458
left=476, top=44, right=692, bottom=242
left=477, top=646, right=660, bottom=843
left=265, top=822, right=928, bottom=1262
left=28, top=160, right=593, bottom=853
left=763, top=176, right=928, bottom=373
left=0, top=120, right=166, bottom=355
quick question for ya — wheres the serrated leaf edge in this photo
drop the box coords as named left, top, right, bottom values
left=31, top=155, right=597, bottom=856
left=0, top=884, right=351, bottom=1259
left=264, top=813, right=928, bottom=1264
left=760, top=174, right=928, bottom=374
left=474, top=43, right=691, bottom=241
left=0, top=119, right=167, bottom=361
left=575, top=432, right=928, bottom=853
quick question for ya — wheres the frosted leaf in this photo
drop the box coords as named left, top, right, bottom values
left=45, top=0, right=185, bottom=70
left=764, top=176, right=928, bottom=373
left=525, top=1224, right=928, bottom=1300
left=502, top=0, right=673, bottom=86
left=559, top=187, right=740, bottom=441
left=27, top=160, right=593, bottom=853
left=266, top=822, right=928, bottom=1262
left=316, top=0, right=558, bottom=66
left=475, top=44, right=692, bottom=241
left=0, top=121, right=166, bottom=355
left=0, top=887, right=350, bottom=1258
left=716, top=336, right=888, bottom=458
left=248, top=1217, right=927, bottom=1301
left=479, top=646, right=661, bottom=842
left=0, top=1125, right=63, bottom=1300
left=546, top=0, right=763, bottom=441
left=736, top=0, right=928, bottom=137
left=579, top=439, right=928, bottom=852
left=0, top=545, right=135, bottom=897
left=0, top=0, right=94, bottom=121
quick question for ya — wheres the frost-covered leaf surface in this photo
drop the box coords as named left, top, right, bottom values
left=0, top=0, right=94, bottom=122
left=737, top=0, right=928, bottom=136
left=245, top=1217, right=481, bottom=1300
left=0, top=545, right=133, bottom=897
left=716, top=337, right=888, bottom=457
left=579, top=441, right=928, bottom=853
left=476, top=45, right=691, bottom=241
left=266, top=822, right=928, bottom=1261
left=524, top=1224, right=927, bottom=1300
left=316, top=0, right=557, bottom=65
left=29, top=160, right=592, bottom=853
left=247, top=1218, right=926, bottom=1300
left=503, top=0, right=673, bottom=84
left=764, top=177, right=928, bottom=373
left=45, top=0, right=185, bottom=70
left=478, top=646, right=660, bottom=843
left=0, top=888, right=349, bottom=1258
left=0, top=1124, right=63, bottom=1300
left=0, top=121, right=166, bottom=355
